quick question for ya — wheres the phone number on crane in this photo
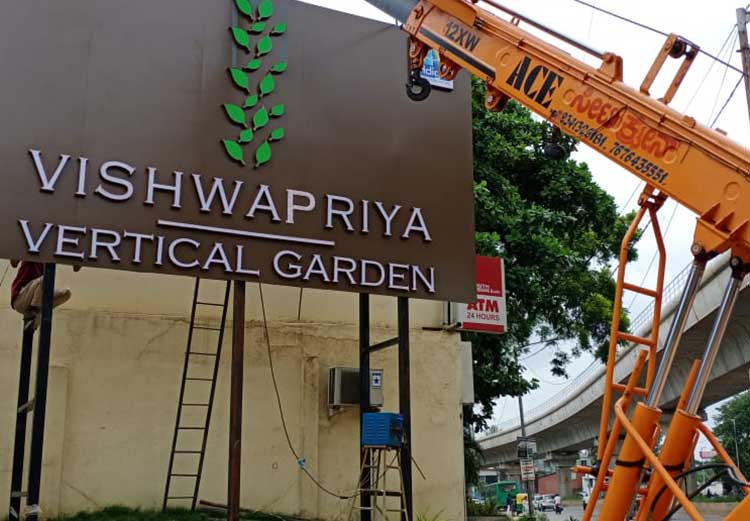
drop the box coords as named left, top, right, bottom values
left=553, top=110, right=669, bottom=185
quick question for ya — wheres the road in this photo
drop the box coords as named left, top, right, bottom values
left=540, top=504, right=725, bottom=521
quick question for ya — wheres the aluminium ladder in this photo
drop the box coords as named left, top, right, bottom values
left=350, top=446, right=409, bottom=521
left=163, top=278, right=231, bottom=511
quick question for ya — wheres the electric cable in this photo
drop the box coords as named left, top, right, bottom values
left=648, top=463, right=750, bottom=520
left=258, top=283, right=402, bottom=501
left=682, top=26, right=737, bottom=113
left=571, top=0, right=748, bottom=78
left=710, top=76, right=744, bottom=128
left=707, top=32, right=738, bottom=124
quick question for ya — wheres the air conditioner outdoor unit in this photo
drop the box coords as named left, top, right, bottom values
left=328, top=367, right=384, bottom=408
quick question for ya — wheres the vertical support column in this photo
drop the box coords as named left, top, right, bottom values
left=398, top=297, right=413, bottom=521
left=736, top=7, right=750, bottom=122
left=359, top=293, right=372, bottom=521
left=9, top=319, right=35, bottom=520
left=26, top=264, right=56, bottom=521
left=518, top=395, right=534, bottom=516
left=228, top=281, right=245, bottom=521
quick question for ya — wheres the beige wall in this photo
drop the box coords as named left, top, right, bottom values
left=0, top=262, right=467, bottom=521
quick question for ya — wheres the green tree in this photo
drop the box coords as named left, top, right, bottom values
left=713, top=391, right=750, bottom=478
left=469, top=79, right=637, bottom=430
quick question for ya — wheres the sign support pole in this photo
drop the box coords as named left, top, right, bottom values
left=398, top=297, right=413, bottom=521
left=25, top=264, right=56, bottom=521
left=518, top=394, right=535, bottom=516
left=228, top=280, right=245, bottom=521
left=359, top=294, right=372, bottom=521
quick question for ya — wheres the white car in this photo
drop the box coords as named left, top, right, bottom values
left=532, top=494, right=543, bottom=510
left=540, top=494, right=556, bottom=511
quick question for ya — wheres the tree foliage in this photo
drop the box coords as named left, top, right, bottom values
left=714, top=391, right=750, bottom=477
left=468, top=79, right=637, bottom=430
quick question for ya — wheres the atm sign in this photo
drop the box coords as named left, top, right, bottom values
left=456, top=256, right=507, bottom=334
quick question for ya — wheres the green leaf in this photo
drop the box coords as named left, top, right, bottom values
left=270, top=104, right=285, bottom=117
left=244, top=58, right=262, bottom=72
left=252, top=106, right=270, bottom=130
left=250, top=22, right=266, bottom=34
left=222, top=140, right=245, bottom=165
left=229, top=68, right=249, bottom=91
left=255, top=141, right=272, bottom=168
left=270, top=61, right=288, bottom=74
left=231, top=27, right=250, bottom=50
left=223, top=103, right=247, bottom=127
left=244, top=94, right=259, bottom=108
left=259, top=74, right=275, bottom=97
left=269, top=128, right=285, bottom=142
left=271, top=23, right=287, bottom=36
left=239, top=128, right=254, bottom=144
left=235, top=0, right=253, bottom=17
left=257, top=0, right=274, bottom=20
left=256, top=36, right=272, bottom=57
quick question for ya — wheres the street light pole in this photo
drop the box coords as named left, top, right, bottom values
left=518, top=394, right=535, bottom=516
left=731, top=419, right=741, bottom=473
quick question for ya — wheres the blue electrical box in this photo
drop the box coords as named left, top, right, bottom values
left=362, top=413, right=404, bottom=447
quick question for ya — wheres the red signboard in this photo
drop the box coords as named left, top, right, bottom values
left=455, top=256, right=507, bottom=334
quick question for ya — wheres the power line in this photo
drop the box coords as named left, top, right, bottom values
left=683, top=26, right=737, bottom=113
left=711, top=76, right=745, bottom=127
left=571, top=0, right=747, bottom=77
left=708, top=32, right=738, bottom=124
left=258, top=283, right=370, bottom=500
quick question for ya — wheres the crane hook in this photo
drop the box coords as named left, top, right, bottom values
left=406, top=70, right=431, bottom=102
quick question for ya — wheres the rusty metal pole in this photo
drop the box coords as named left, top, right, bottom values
left=228, top=281, right=245, bottom=521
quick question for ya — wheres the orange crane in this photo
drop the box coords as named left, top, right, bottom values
left=364, top=1, right=750, bottom=520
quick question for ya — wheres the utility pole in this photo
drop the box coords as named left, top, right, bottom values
left=518, top=394, right=535, bottom=517
left=731, top=419, right=741, bottom=474
left=736, top=7, right=750, bottom=121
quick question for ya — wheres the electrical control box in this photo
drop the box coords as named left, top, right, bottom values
left=361, top=412, right=403, bottom=447
left=327, top=367, right=384, bottom=408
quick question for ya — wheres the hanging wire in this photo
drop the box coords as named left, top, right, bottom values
left=711, top=77, right=745, bottom=127
left=708, top=32, right=739, bottom=124
left=683, top=26, right=737, bottom=113
left=258, top=283, right=373, bottom=500
left=571, top=0, right=748, bottom=78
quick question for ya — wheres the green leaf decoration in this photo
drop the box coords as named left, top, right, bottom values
left=250, top=22, right=266, bottom=34
left=235, top=0, right=253, bottom=17
left=256, top=36, right=272, bottom=57
left=229, top=68, right=250, bottom=91
left=231, top=27, right=251, bottom=50
left=258, top=0, right=274, bottom=20
left=270, top=104, right=285, bottom=117
left=255, top=141, right=272, bottom=168
left=239, top=128, right=254, bottom=144
left=223, top=140, right=245, bottom=165
left=270, top=61, right=288, bottom=74
left=271, top=23, right=287, bottom=36
left=244, top=58, right=262, bottom=71
left=259, top=74, right=275, bottom=97
left=253, top=106, right=270, bottom=130
left=269, top=128, right=285, bottom=142
left=244, top=94, right=259, bottom=108
left=223, top=103, right=247, bottom=127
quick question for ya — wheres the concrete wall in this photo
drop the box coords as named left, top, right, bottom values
left=0, top=263, right=467, bottom=520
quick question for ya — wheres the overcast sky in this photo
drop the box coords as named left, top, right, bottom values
left=300, top=0, right=748, bottom=436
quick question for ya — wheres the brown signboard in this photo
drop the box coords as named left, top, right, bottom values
left=0, top=0, right=475, bottom=302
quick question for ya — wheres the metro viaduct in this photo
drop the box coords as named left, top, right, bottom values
left=479, top=254, right=750, bottom=494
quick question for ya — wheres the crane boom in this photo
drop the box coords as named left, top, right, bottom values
left=364, top=2, right=750, bottom=521
left=373, top=0, right=750, bottom=261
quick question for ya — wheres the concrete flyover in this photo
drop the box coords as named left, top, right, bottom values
left=480, top=252, right=750, bottom=464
